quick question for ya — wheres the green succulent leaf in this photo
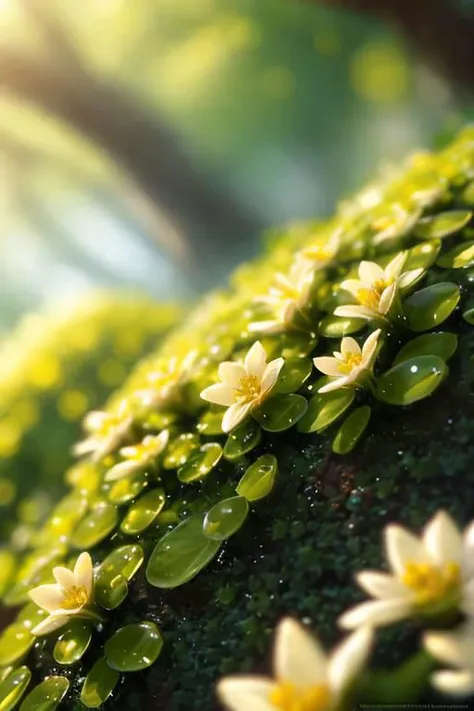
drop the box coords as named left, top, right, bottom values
left=70, top=503, right=118, bottom=549
left=223, top=419, right=261, bottom=461
left=436, top=241, right=474, bottom=269
left=414, top=210, right=472, bottom=239
left=297, top=387, right=355, bottom=433
left=177, top=443, right=222, bottom=483
left=393, top=332, right=458, bottom=365
left=236, top=454, right=278, bottom=501
left=375, top=356, right=448, bottom=405
left=80, top=658, right=119, bottom=709
left=19, top=677, right=69, bottom=711
left=104, top=621, right=163, bottom=672
left=253, top=394, right=308, bottom=432
left=404, top=282, right=460, bottom=331
left=332, top=405, right=371, bottom=455
left=203, top=496, right=249, bottom=541
left=318, top=316, right=365, bottom=338
left=0, top=624, right=34, bottom=666
left=53, top=620, right=91, bottom=665
left=120, top=488, right=166, bottom=535
left=0, top=667, right=31, bottom=711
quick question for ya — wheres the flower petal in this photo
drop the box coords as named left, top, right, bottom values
left=328, top=626, right=373, bottom=693
left=361, top=329, right=381, bottom=365
left=83, top=411, right=108, bottom=433
left=261, top=358, right=284, bottom=395
left=340, top=337, right=361, bottom=357
left=245, top=342, right=267, bottom=378
left=356, top=571, right=406, bottom=600
left=318, top=377, right=350, bottom=394
left=32, top=614, right=70, bottom=637
left=249, top=320, right=282, bottom=335
left=334, top=305, right=374, bottom=321
left=385, top=251, right=407, bottom=280
left=379, top=283, right=396, bottom=314
left=74, top=552, right=93, bottom=595
left=219, top=362, right=246, bottom=387
left=359, top=261, right=384, bottom=284
left=338, top=597, right=412, bottom=630
left=424, top=625, right=474, bottom=666
left=423, top=510, right=463, bottom=566
left=313, top=357, right=342, bottom=377
left=385, top=524, right=427, bottom=577
left=217, top=677, right=275, bottom=711
left=274, top=618, right=328, bottom=687
left=431, top=670, right=474, bottom=696
left=105, top=460, right=142, bottom=482
left=53, top=567, right=75, bottom=590
left=398, top=268, right=424, bottom=291
left=29, top=584, right=64, bottom=613
left=200, top=384, right=235, bottom=407
left=222, top=402, right=253, bottom=434
left=339, top=279, right=363, bottom=298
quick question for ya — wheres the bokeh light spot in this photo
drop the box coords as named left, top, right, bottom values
left=350, top=41, right=409, bottom=103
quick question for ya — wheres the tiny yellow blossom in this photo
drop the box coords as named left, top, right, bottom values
left=73, top=400, right=132, bottom=463
left=105, top=430, right=169, bottom=482
left=313, top=329, right=381, bottom=394
left=250, top=262, right=314, bottom=334
left=135, top=351, right=196, bottom=409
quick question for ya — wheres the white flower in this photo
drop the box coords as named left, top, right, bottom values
left=135, top=351, right=196, bottom=409
left=200, top=341, right=284, bottom=433
left=334, top=252, right=422, bottom=322
left=217, top=618, right=373, bottom=711
left=424, top=623, right=474, bottom=696
left=339, top=511, right=470, bottom=631
left=249, top=262, right=314, bottom=334
left=104, top=430, right=169, bottom=482
left=313, top=329, right=381, bottom=394
left=296, top=229, right=340, bottom=270
left=371, top=205, right=421, bottom=246
left=29, top=552, right=94, bottom=636
left=73, top=400, right=133, bottom=463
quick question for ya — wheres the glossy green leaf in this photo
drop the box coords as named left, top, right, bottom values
left=0, top=552, right=17, bottom=597
left=414, top=210, right=472, bottom=239
left=95, top=545, right=144, bottom=610
left=80, top=658, right=119, bottom=709
left=146, top=514, right=221, bottom=588
left=70, top=503, right=118, bottom=549
left=0, top=667, right=31, bottom=711
left=463, top=298, right=474, bottom=324
left=253, top=394, right=308, bottom=432
left=19, top=677, right=69, bottom=711
left=16, top=603, right=48, bottom=633
left=104, top=622, right=163, bottom=672
left=203, top=496, right=249, bottom=541
left=197, top=410, right=224, bottom=436
left=223, top=419, right=261, bottom=462
left=236, top=454, right=278, bottom=501
left=332, top=406, right=371, bottom=455
left=107, top=473, right=147, bottom=505
left=437, top=241, right=474, bottom=269
left=318, top=316, right=365, bottom=338
left=375, top=356, right=448, bottom=405
left=405, top=240, right=441, bottom=271
left=404, top=282, right=460, bottom=332
left=53, top=620, right=91, bottom=665
left=163, top=433, right=199, bottom=469
left=120, top=488, right=166, bottom=535
left=0, top=624, right=34, bottom=666
left=177, top=443, right=222, bottom=483
left=297, top=387, right=355, bottom=433
left=393, top=332, right=458, bottom=365
left=273, top=357, right=312, bottom=394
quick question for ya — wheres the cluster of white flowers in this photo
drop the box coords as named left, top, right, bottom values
left=217, top=511, right=474, bottom=710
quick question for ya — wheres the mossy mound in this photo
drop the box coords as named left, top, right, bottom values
left=2, top=128, right=474, bottom=711
left=0, top=294, right=180, bottom=546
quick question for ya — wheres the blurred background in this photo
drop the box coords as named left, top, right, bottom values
left=1, top=0, right=472, bottom=330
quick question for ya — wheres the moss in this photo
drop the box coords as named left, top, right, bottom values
left=2, top=128, right=474, bottom=710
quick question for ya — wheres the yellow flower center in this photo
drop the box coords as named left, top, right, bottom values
left=234, top=374, right=261, bottom=402
left=60, top=585, right=88, bottom=610
left=337, top=353, right=363, bottom=375
left=402, top=561, right=461, bottom=608
left=302, top=245, right=333, bottom=264
left=269, top=681, right=331, bottom=711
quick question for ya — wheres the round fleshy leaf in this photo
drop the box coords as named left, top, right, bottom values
left=163, top=433, right=199, bottom=469
left=273, top=357, right=312, bottom=394
left=95, top=545, right=144, bottom=610
left=38, top=492, right=88, bottom=545
left=0, top=667, right=31, bottom=711
left=107, top=473, right=147, bottom=505
left=279, top=332, right=317, bottom=358
left=318, top=316, right=365, bottom=338
left=461, top=181, right=474, bottom=206
left=53, top=620, right=92, bottom=665
left=120, top=489, right=166, bottom=535
left=197, top=410, right=223, bottom=436
left=0, top=552, right=15, bottom=597
left=16, top=603, right=48, bottom=632
left=223, top=420, right=261, bottom=462
left=437, top=241, right=474, bottom=269
left=297, top=387, right=355, bottom=433
left=404, top=282, right=460, bottom=332
left=177, top=443, right=222, bottom=483
left=70, top=503, right=118, bottom=549
left=203, top=496, right=249, bottom=541
left=463, top=298, right=474, bottom=324
left=414, top=210, right=472, bottom=239
left=80, top=658, right=119, bottom=709
left=404, top=240, right=441, bottom=271
left=375, top=355, right=448, bottom=405
left=393, top=332, right=458, bottom=365
left=236, top=454, right=278, bottom=502
left=0, top=624, right=34, bottom=666
left=104, top=621, right=163, bottom=672
left=146, top=514, right=221, bottom=589
left=19, top=676, right=69, bottom=711
left=332, top=406, right=371, bottom=455
left=253, top=394, right=308, bottom=432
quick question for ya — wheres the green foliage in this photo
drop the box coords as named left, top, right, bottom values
left=2, top=127, right=474, bottom=710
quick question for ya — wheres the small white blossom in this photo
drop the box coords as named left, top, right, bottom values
left=372, top=206, right=421, bottom=246
left=424, top=623, right=474, bottom=696
left=296, top=229, right=340, bottom=271
left=73, top=400, right=132, bottom=463
left=105, top=430, right=169, bottom=482
left=218, top=618, right=373, bottom=711
left=250, top=262, right=314, bottom=334
left=339, top=511, right=472, bottom=631
left=313, top=329, right=381, bottom=394
left=334, top=252, right=422, bottom=322
left=200, top=341, right=284, bottom=433
left=29, top=553, right=94, bottom=636
left=135, top=351, right=196, bottom=409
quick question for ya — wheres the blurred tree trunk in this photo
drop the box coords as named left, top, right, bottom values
left=299, top=0, right=474, bottom=92
left=0, top=6, right=265, bottom=288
